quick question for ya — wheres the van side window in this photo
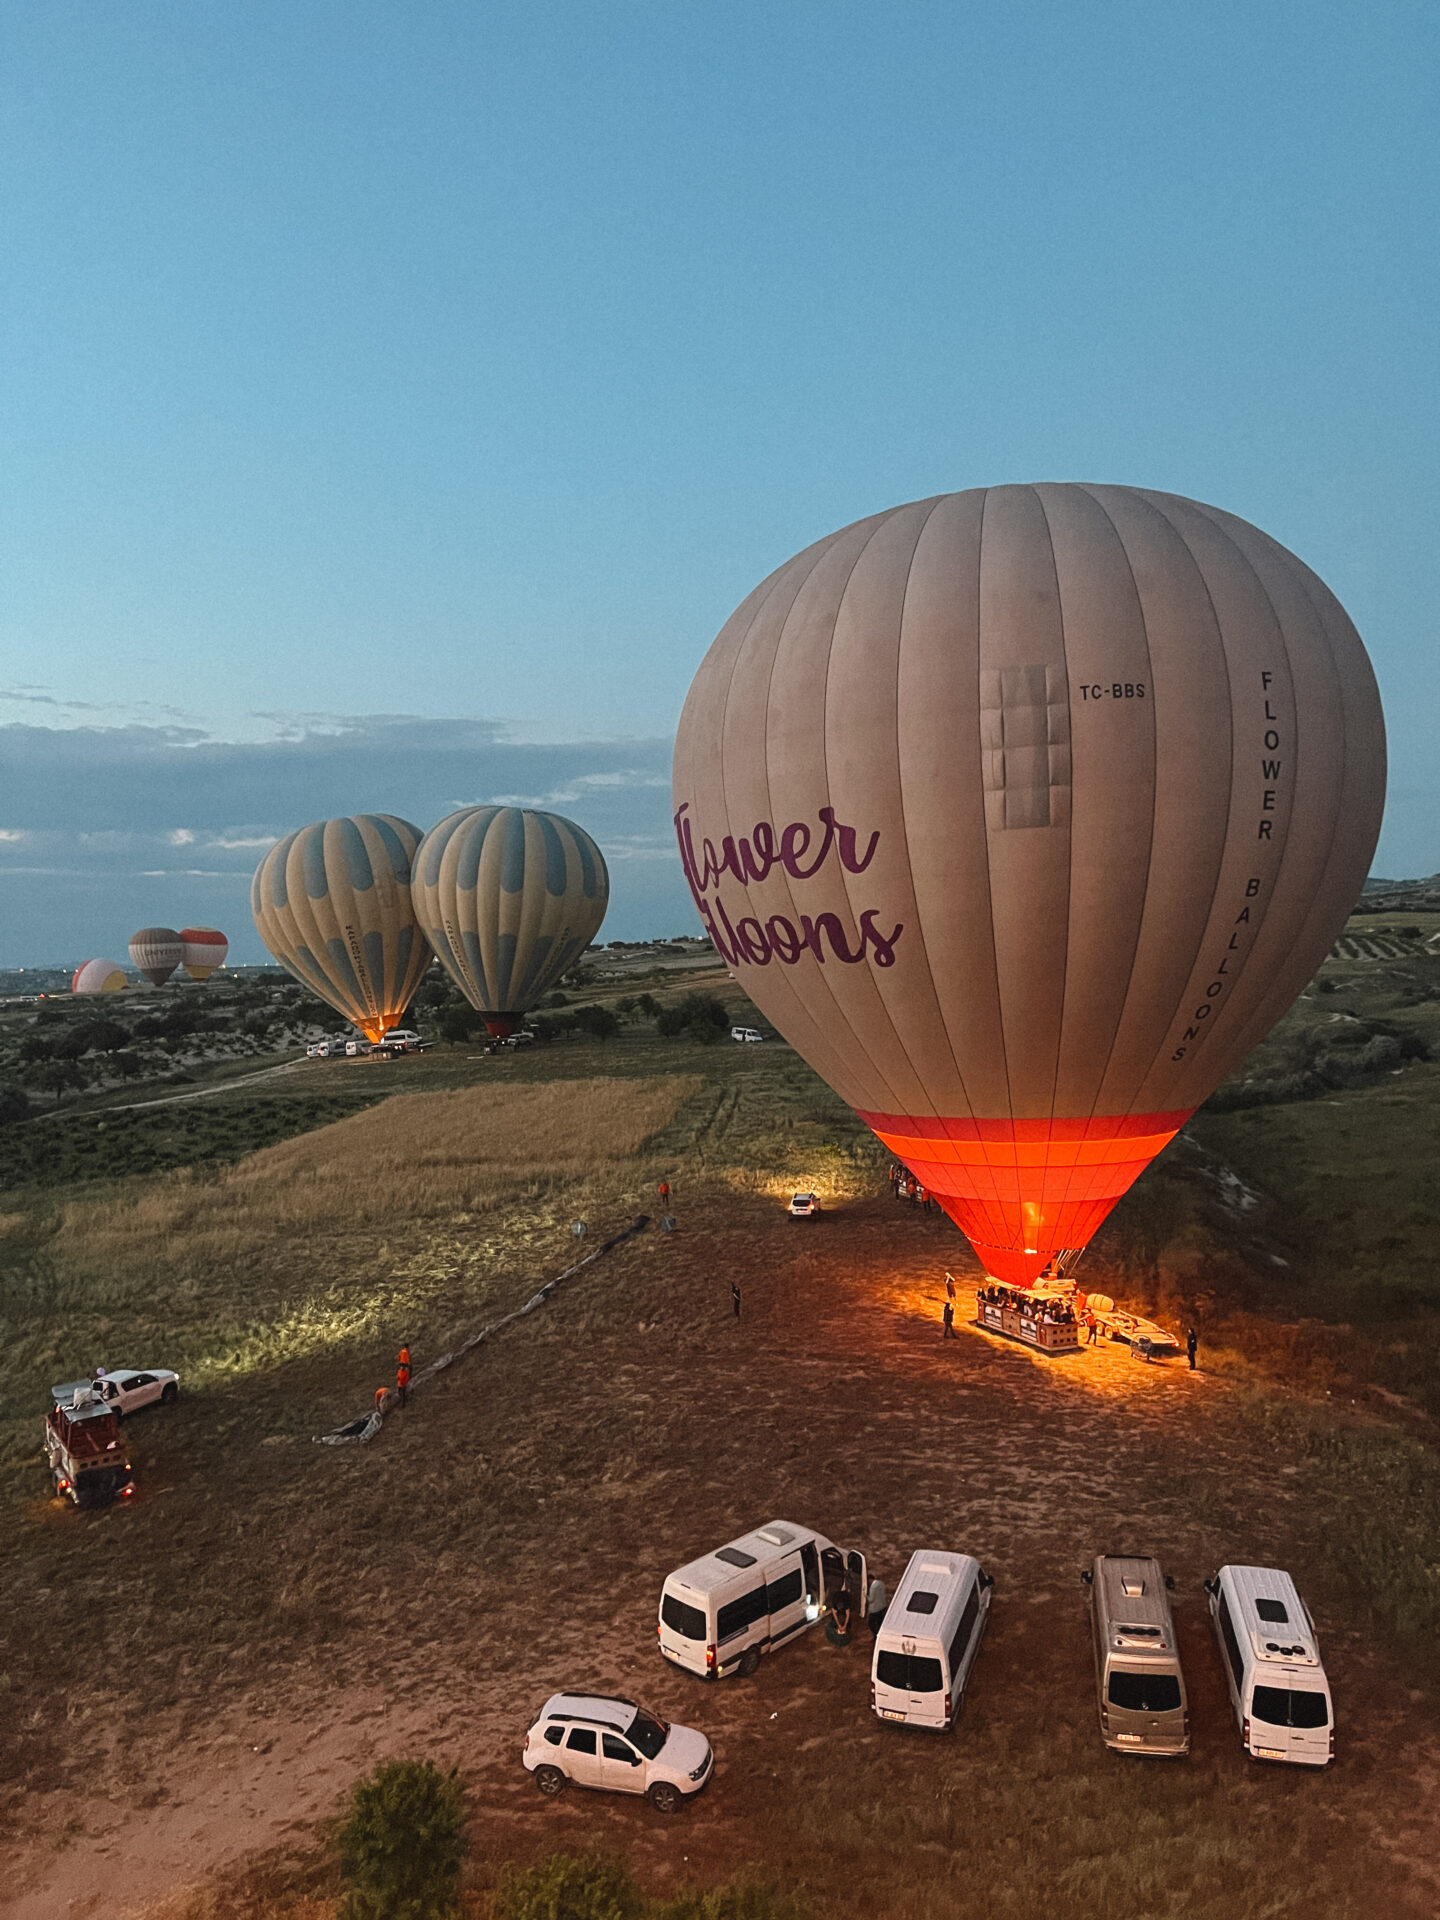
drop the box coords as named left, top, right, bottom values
left=948, top=1583, right=980, bottom=1677
left=1217, top=1594, right=1245, bottom=1690
left=767, top=1568, right=802, bottom=1613
left=717, top=1586, right=768, bottom=1641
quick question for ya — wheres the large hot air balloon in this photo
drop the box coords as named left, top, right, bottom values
left=673, top=485, right=1385, bottom=1288
left=180, top=926, right=229, bottom=980
left=129, top=927, right=185, bottom=987
left=414, top=807, right=609, bottom=1036
left=72, top=958, right=127, bottom=995
left=250, top=816, right=433, bottom=1042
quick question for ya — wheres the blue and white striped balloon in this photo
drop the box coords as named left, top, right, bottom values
left=414, top=807, right=609, bottom=1034
left=251, top=814, right=433, bottom=1040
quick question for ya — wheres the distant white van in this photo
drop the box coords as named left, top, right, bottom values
left=658, top=1520, right=866, bottom=1680
left=730, top=1026, right=765, bottom=1043
left=1083, top=1554, right=1189, bottom=1757
left=1205, top=1565, right=1333, bottom=1766
left=871, top=1550, right=994, bottom=1731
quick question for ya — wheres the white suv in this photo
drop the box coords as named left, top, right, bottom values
left=523, top=1692, right=713, bottom=1813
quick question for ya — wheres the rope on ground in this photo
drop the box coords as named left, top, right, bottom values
left=312, top=1212, right=651, bottom=1445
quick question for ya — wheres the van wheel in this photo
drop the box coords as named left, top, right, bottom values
left=533, top=1766, right=566, bottom=1797
left=648, top=1781, right=682, bottom=1814
left=738, top=1648, right=761, bottom=1678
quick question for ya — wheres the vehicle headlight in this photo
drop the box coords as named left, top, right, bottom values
left=689, top=1750, right=712, bottom=1781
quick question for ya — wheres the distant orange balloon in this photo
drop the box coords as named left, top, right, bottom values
left=673, top=485, right=1386, bottom=1286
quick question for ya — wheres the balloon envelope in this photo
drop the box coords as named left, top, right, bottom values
left=72, top=958, right=127, bottom=995
left=179, top=926, right=228, bottom=980
left=129, top=927, right=184, bottom=987
left=673, top=484, right=1385, bottom=1286
left=250, top=816, right=432, bottom=1041
left=414, top=806, right=609, bottom=1035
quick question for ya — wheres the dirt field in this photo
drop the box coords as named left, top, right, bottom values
left=3, top=1055, right=1438, bottom=1918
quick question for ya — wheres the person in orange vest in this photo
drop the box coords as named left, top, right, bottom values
left=396, top=1344, right=412, bottom=1408
left=658, top=1179, right=671, bottom=1204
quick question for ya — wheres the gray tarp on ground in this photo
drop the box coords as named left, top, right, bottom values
left=313, top=1214, right=650, bottom=1445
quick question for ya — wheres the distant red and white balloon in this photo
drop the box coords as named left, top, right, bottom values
left=72, top=958, right=128, bottom=995
left=180, top=926, right=229, bottom=980
left=673, top=484, right=1386, bottom=1286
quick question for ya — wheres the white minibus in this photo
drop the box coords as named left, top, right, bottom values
left=871, top=1550, right=994, bottom=1731
left=1082, top=1554, right=1189, bottom=1757
left=1205, top=1564, right=1333, bottom=1766
left=658, top=1520, right=865, bottom=1680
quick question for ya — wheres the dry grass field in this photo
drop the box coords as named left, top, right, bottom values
left=2, top=1007, right=1439, bottom=1918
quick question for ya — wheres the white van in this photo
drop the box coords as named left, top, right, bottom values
left=730, top=1026, right=765, bottom=1043
left=1082, top=1555, right=1189, bottom=1757
left=871, top=1550, right=994, bottom=1731
left=1205, top=1565, right=1333, bottom=1766
left=658, top=1520, right=866, bottom=1680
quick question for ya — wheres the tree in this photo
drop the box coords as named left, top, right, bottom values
left=493, top=1853, right=644, bottom=1920
left=0, top=1085, right=29, bottom=1125
left=656, top=993, right=730, bottom=1044
left=634, top=993, right=662, bottom=1020
left=335, top=1759, right=466, bottom=1920
left=573, top=1004, right=620, bottom=1041
left=439, top=1006, right=478, bottom=1047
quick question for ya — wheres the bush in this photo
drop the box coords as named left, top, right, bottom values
left=439, top=1006, right=479, bottom=1046
left=659, top=1876, right=810, bottom=1920
left=335, top=1758, right=466, bottom=1920
left=655, top=993, right=730, bottom=1044
left=572, top=1004, right=620, bottom=1041
left=0, top=1084, right=29, bottom=1125
left=493, top=1852, right=644, bottom=1920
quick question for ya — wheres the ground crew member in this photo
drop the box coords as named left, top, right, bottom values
left=945, top=1272, right=956, bottom=1302
left=942, top=1299, right=955, bottom=1339
left=1085, top=1309, right=1098, bottom=1345
left=374, top=1385, right=390, bottom=1416
left=396, top=1345, right=412, bottom=1408
left=1186, top=1326, right=1199, bottom=1371
left=659, top=1179, right=671, bottom=1204
left=731, top=1282, right=741, bottom=1319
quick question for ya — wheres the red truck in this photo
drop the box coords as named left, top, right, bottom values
left=45, top=1391, right=135, bottom=1508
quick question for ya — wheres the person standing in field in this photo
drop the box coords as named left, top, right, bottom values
left=942, top=1299, right=956, bottom=1340
left=395, top=1345, right=412, bottom=1408
left=1186, top=1326, right=1199, bottom=1371
left=1085, top=1308, right=1098, bottom=1345
left=945, top=1272, right=956, bottom=1302
left=659, top=1179, right=671, bottom=1205
left=731, top=1282, right=741, bottom=1319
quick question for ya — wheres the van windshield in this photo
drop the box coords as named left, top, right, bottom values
left=661, top=1594, right=706, bottom=1642
left=1251, top=1685, right=1328, bottom=1729
left=1107, top=1669, right=1182, bottom=1713
left=876, top=1650, right=944, bottom=1694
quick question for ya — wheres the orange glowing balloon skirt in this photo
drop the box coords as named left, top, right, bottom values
left=859, top=1109, right=1190, bottom=1288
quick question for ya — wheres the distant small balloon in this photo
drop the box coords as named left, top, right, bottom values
left=72, top=958, right=127, bottom=995
left=250, top=816, right=433, bottom=1042
left=414, top=806, right=609, bottom=1036
left=129, top=927, right=185, bottom=987
left=179, top=926, right=229, bottom=981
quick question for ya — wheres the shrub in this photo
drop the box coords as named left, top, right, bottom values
left=0, top=1084, right=28, bottom=1125
left=659, top=1875, right=810, bottom=1920
left=493, top=1852, right=644, bottom=1920
left=335, top=1758, right=466, bottom=1920
left=572, top=1004, right=620, bottom=1041
left=656, top=993, right=730, bottom=1044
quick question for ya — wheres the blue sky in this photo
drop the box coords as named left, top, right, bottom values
left=1, top=2, right=1436, bottom=962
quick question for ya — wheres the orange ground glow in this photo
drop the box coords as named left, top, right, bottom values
left=859, top=1108, right=1191, bottom=1287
